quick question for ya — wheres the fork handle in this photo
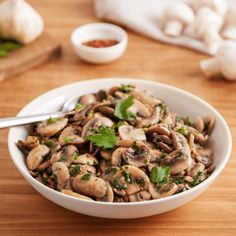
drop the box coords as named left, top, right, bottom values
left=0, top=112, right=63, bottom=129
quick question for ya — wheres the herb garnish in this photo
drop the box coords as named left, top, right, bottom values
left=43, top=141, right=54, bottom=148
left=191, top=171, right=203, bottom=187
left=72, top=151, right=79, bottom=160
left=122, top=171, right=133, bottom=184
left=150, top=166, right=170, bottom=184
left=119, top=84, right=132, bottom=93
left=173, top=177, right=184, bottom=184
left=178, top=127, right=186, bottom=136
left=87, top=126, right=119, bottom=149
left=69, top=164, right=81, bottom=176
left=75, top=103, right=83, bottom=110
left=136, top=178, right=145, bottom=186
left=63, top=137, right=73, bottom=143
left=105, top=167, right=117, bottom=175
left=48, top=117, right=57, bottom=124
left=114, top=178, right=127, bottom=190
left=184, top=116, right=192, bottom=126
left=114, top=96, right=136, bottom=121
left=81, top=173, right=91, bottom=181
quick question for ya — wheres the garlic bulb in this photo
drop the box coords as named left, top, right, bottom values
left=0, top=0, right=44, bottom=44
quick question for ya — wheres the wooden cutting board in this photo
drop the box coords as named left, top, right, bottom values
left=0, top=32, right=61, bottom=81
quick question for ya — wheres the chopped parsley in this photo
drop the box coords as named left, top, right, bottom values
left=59, top=155, right=67, bottom=162
left=43, top=141, right=54, bottom=148
left=122, top=171, right=133, bottom=184
left=184, top=116, right=192, bottom=126
left=178, top=127, right=186, bottom=136
left=191, top=171, right=203, bottom=187
left=114, top=96, right=136, bottom=121
left=173, top=177, right=184, bottom=184
left=105, top=167, right=117, bottom=175
left=63, top=137, right=73, bottom=143
left=150, top=166, right=170, bottom=184
left=113, top=178, right=127, bottom=190
left=136, top=178, right=145, bottom=186
left=72, top=151, right=79, bottom=160
left=87, top=126, right=119, bottom=149
left=69, top=164, right=81, bottom=176
left=81, top=173, right=91, bottom=181
left=48, top=117, right=57, bottom=124
left=119, top=84, right=132, bottom=93
left=75, top=103, right=83, bottom=110
left=157, top=103, right=168, bottom=114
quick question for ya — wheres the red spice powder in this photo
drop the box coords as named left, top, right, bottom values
left=82, top=39, right=119, bottom=48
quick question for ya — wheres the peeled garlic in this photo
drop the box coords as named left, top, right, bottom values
left=0, top=0, right=44, bottom=44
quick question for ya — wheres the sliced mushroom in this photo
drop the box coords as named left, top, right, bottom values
left=188, top=163, right=205, bottom=178
left=147, top=124, right=170, bottom=136
left=59, top=126, right=84, bottom=145
left=52, top=162, right=70, bottom=190
left=72, top=174, right=107, bottom=198
left=136, top=106, right=161, bottom=128
left=148, top=182, right=178, bottom=199
left=62, top=189, right=94, bottom=201
left=118, top=125, right=146, bottom=141
left=128, top=99, right=151, bottom=118
left=97, top=182, right=114, bottom=202
left=73, top=153, right=98, bottom=166
left=79, top=164, right=96, bottom=175
left=51, top=145, right=78, bottom=166
left=26, top=144, right=50, bottom=170
left=171, top=131, right=189, bottom=150
left=100, top=149, right=112, bottom=160
left=25, top=136, right=40, bottom=149
left=128, top=190, right=151, bottom=202
left=37, top=118, right=68, bottom=137
left=161, top=149, right=192, bottom=174
left=156, top=142, right=173, bottom=153
left=194, top=117, right=205, bottom=132
left=202, top=116, right=215, bottom=134
left=116, top=139, right=135, bottom=148
left=79, top=94, right=97, bottom=106
left=81, top=116, right=113, bottom=139
left=195, top=149, right=213, bottom=167
left=122, top=141, right=151, bottom=167
left=96, top=89, right=107, bottom=102
left=111, top=147, right=127, bottom=166
left=102, top=166, right=120, bottom=183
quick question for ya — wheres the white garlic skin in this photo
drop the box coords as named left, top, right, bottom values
left=0, top=0, right=44, bottom=44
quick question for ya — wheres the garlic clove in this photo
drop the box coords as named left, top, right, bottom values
left=0, top=0, right=44, bottom=44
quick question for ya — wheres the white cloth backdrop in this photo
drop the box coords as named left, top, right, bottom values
left=95, top=0, right=235, bottom=55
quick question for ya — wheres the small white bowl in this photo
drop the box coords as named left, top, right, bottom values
left=71, top=23, right=128, bottom=64
left=8, top=79, right=232, bottom=219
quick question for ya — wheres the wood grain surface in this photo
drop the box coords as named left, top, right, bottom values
left=0, top=32, right=61, bottom=81
left=0, top=0, right=235, bottom=235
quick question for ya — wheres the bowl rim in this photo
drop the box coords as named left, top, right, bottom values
left=70, top=22, right=128, bottom=53
left=8, top=78, right=232, bottom=206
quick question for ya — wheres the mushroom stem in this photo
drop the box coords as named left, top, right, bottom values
left=204, top=28, right=222, bottom=54
left=164, top=20, right=183, bottom=37
left=222, top=26, right=236, bottom=40
left=200, top=58, right=221, bottom=77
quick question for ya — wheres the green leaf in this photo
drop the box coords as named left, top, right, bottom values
left=81, top=173, right=91, bottom=181
left=177, top=127, right=186, bottom=136
left=87, top=126, right=119, bottom=149
left=63, top=137, right=73, bottom=143
left=191, top=171, right=203, bottom=187
left=105, top=167, right=117, bottom=175
left=119, top=84, right=132, bottom=93
left=75, top=103, right=83, bottom=110
left=43, top=141, right=54, bottom=148
left=48, top=117, right=57, bottom=124
left=184, top=116, right=192, bottom=126
left=150, top=166, right=170, bottom=184
left=122, top=171, right=133, bottom=184
left=114, top=96, right=136, bottom=121
left=70, top=164, right=81, bottom=177
left=0, top=49, right=7, bottom=57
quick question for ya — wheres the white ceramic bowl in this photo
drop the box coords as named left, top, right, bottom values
left=71, top=23, right=128, bottom=64
left=8, top=79, right=232, bottom=219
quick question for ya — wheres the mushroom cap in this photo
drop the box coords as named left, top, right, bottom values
left=72, top=175, right=107, bottom=198
left=118, top=125, right=146, bottom=141
left=26, top=144, right=50, bottom=170
left=216, top=41, right=236, bottom=79
left=164, top=3, right=195, bottom=25
left=191, top=0, right=227, bottom=17
left=37, top=118, right=68, bottom=137
left=59, top=126, right=84, bottom=145
left=52, top=162, right=70, bottom=190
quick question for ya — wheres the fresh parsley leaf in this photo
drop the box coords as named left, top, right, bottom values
left=184, top=116, right=192, bottom=126
left=157, top=103, right=168, bottom=114
left=60, top=155, right=67, bottom=162
left=122, top=171, right=133, bottom=184
left=150, top=166, right=170, bottom=184
left=48, top=117, right=57, bottom=124
left=114, top=96, right=136, bottom=121
left=63, top=137, right=73, bottom=143
left=136, top=178, right=145, bottom=186
left=81, top=173, right=91, bottom=181
left=119, top=84, right=132, bottom=93
left=75, top=103, right=83, bottom=110
left=105, top=167, right=117, bottom=175
left=113, top=178, right=127, bottom=190
left=173, top=177, right=184, bottom=184
left=178, top=127, right=186, bottom=136
left=191, top=171, right=203, bottom=187
left=87, top=126, right=119, bottom=149
left=70, top=164, right=81, bottom=177
left=43, top=141, right=54, bottom=148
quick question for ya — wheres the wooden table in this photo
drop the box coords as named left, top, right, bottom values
left=0, top=0, right=235, bottom=235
